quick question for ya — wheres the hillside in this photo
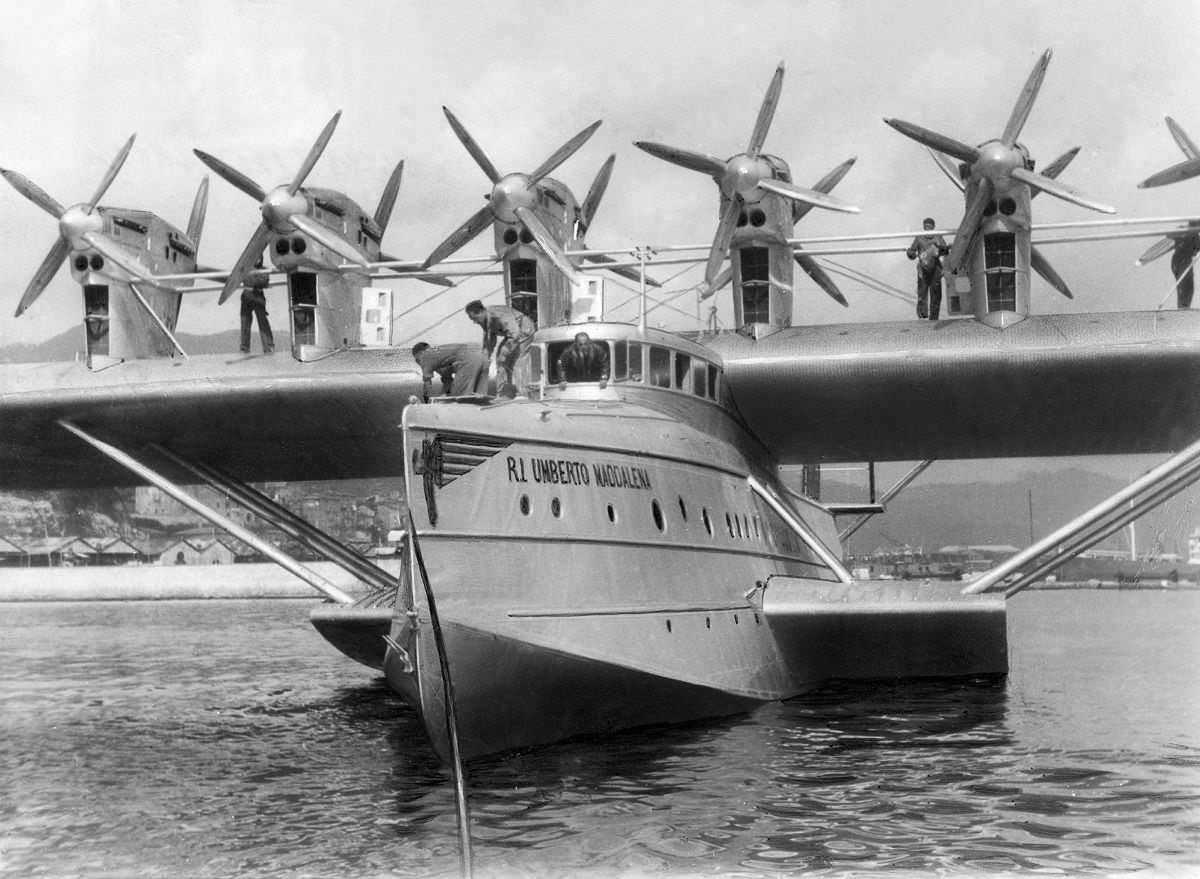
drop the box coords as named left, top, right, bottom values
left=0, top=328, right=290, bottom=363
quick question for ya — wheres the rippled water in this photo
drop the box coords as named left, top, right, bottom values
left=1, top=591, right=1198, bottom=878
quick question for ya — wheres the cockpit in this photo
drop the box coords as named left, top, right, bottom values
left=526, top=323, right=724, bottom=405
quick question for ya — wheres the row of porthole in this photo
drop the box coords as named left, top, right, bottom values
left=664, top=612, right=761, bottom=633
left=516, top=492, right=770, bottom=545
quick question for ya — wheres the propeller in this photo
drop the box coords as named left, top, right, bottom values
left=636, top=62, right=859, bottom=295
left=926, top=145, right=1081, bottom=297
left=885, top=48, right=1114, bottom=274
left=194, top=111, right=370, bottom=304
left=421, top=107, right=602, bottom=284
left=570, top=154, right=661, bottom=288
left=0, top=134, right=168, bottom=317
left=1137, top=117, right=1200, bottom=267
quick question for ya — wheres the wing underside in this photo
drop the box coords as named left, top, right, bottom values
left=3, top=309, right=1200, bottom=492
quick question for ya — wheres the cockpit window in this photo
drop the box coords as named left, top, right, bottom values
left=649, top=346, right=671, bottom=388
left=674, top=353, right=691, bottom=392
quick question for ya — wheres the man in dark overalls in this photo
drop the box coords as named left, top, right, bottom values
left=906, top=218, right=950, bottom=320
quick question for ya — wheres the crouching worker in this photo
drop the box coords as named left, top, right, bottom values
left=412, top=342, right=490, bottom=401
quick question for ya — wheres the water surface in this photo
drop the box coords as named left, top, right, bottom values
left=1, top=591, right=1198, bottom=877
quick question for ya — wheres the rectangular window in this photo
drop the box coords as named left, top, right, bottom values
left=692, top=361, right=708, bottom=398
left=707, top=364, right=719, bottom=400
left=649, top=346, right=671, bottom=388
left=627, top=343, right=643, bottom=381
left=739, top=247, right=771, bottom=324
left=614, top=341, right=628, bottom=380
left=674, top=353, right=691, bottom=392
left=984, top=232, right=1016, bottom=269
left=510, top=259, right=537, bottom=293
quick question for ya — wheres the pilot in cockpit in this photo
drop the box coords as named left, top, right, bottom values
left=556, top=332, right=609, bottom=387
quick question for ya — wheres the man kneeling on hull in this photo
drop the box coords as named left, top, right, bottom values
left=412, top=342, right=490, bottom=401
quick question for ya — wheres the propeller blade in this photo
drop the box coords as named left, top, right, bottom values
left=529, top=119, right=602, bottom=184
left=442, top=107, right=502, bottom=184
left=927, top=149, right=966, bottom=193
left=218, top=222, right=272, bottom=305
left=1001, top=48, right=1052, bottom=147
left=288, top=111, right=341, bottom=196
left=289, top=213, right=368, bottom=267
left=193, top=149, right=267, bottom=202
left=794, top=250, right=849, bottom=306
left=705, top=198, right=742, bottom=286
left=187, top=176, right=209, bottom=247
left=87, top=134, right=136, bottom=211
left=580, top=154, right=616, bottom=231
left=696, top=266, right=732, bottom=301
left=756, top=177, right=860, bottom=213
left=1139, top=156, right=1200, bottom=189
left=1010, top=166, right=1115, bottom=213
left=947, top=178, right=994, bottom=272
left=374, top=160, right=404, bottom=235
left=1166, top=116, right=1199, bottom=160
left=747, top=62, right=785, bottom=158
left=1040, top=146, right=1080, bottom=181
left=514, top=205, right=578, bottom=284
left=422, top=203, right=494, bottom=269
left=793, top=157, right=858, bottom=222
left=581, top=249, right=662, bottom=287
left=1136, top=236, right=1177, bottom=266
left=82, top=231, right=165, bottom=288
left=0, top=168, right=65, bottom=218
left=1030, top=246, right=1073, bottom=298
left=14, top=237, right=70, bottom=317
left=633, top=141, right=726, bottom=177
left=884, top=118, right=980, bottom=165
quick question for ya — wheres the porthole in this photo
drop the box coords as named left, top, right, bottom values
left=678, top=497, right=688, bottom=521
left=666, top=619, right=672, bottom=633
left=726, top=512, right=735, bottom=537
left=551, top=497, right=562, bottom=518
left=291, top=237, right=307, bottom=254
left=520, top=495, right=530, bottom=515
left=999, top=197, right=1017, bottom=216
left=702, top=508, right=713, bottom=536
left=90, top=255, right=104, bottom=270
left=74, top=256, right=88, bottom=271
left=607, top=504, right=616, bottom=523
left=749, top=208, right=766, bottom=227
left=651, top=499, right=664, bottom=531
left=503, top=228, right=519, bottom=245
left=275, top=239, right=289, bottom=255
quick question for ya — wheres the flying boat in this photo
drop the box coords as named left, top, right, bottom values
left=3, top=53, right=1200, bottom=767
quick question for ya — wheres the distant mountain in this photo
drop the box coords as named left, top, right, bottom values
left=0, top=327, right=290, bottom=363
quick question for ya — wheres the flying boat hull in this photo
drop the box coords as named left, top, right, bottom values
left=382, top=363, right=1006, bottom=761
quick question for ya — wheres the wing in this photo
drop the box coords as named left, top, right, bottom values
left=0, top=352, right=422, bottom=489
left=712, top=310, right=1200, bottom=463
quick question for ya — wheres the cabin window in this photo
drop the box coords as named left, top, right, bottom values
left=739, top=247, right=771, bottom=324
left=613, top=341, right=628, bottom=380
left=649, top=346, right=671, bottom=388
left=651, top=499, right=665, bottom=531
left=674, top=353, right=691, bottom=392
left=692, top=362, right=708, bottom=398
left=627, top=343, right=643, bottom=381
left=707, top=364, right=719, bottom=400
